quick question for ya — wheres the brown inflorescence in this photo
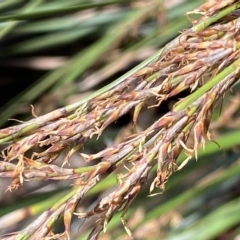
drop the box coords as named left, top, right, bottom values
left=1, top=1, right=240, bottom=239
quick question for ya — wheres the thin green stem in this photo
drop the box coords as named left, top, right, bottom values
left=191, top=3, right=240, bottom=33
left=174, top=58, right=240, bottom=112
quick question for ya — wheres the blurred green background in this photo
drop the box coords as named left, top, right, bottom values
left=1, top=0, right=240, bottom=239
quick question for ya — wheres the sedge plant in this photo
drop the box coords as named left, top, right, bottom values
left=1, top=0, right=240, bottom=239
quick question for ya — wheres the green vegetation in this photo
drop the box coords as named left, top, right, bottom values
left=0, top=0, right=240, bottom=239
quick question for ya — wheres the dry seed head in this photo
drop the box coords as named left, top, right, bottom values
left=1, top=1, right=240, bottom=239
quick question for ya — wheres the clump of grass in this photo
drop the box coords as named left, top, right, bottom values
left=1, top=0, right=240, bottom=239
